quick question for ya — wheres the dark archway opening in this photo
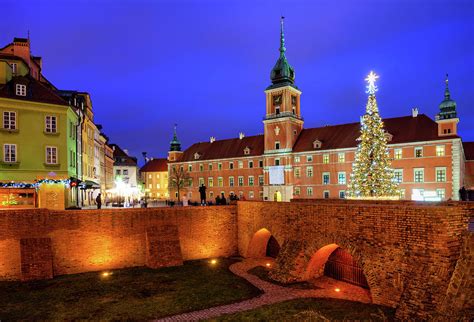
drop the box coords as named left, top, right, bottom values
left=324, top=247, right=369, bottom=289
left=265, top=235, right=280, bottom=258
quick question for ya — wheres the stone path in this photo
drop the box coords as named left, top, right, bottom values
left=156, top=258, right=371, bottom=321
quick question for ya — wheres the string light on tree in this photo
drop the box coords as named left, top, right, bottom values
left=347, top=71, right=399, bottom=199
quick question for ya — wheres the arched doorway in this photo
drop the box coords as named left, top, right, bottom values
left=304, top=244, right=369, bottom=289
left=247, top=228, right=281, bottom=258
left=273, top=191, right=282, bottom=202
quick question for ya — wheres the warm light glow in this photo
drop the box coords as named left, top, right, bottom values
left=335, top=288, right=341, bottom=292
left=101, top=271, right=112, bottom=277
left=265, top=263, right=271, bottom=267
left=210, top=259, right=217, bottom=265
left=365, top=71, right=379, bottom=94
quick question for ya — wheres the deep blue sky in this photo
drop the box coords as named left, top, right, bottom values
left=2, top=0, right=473, bottom=162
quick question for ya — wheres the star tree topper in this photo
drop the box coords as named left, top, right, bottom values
left=365, top=71, right=379, bottom=95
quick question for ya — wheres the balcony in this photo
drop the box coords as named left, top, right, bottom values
left=263, top=112, right=303, bottom=121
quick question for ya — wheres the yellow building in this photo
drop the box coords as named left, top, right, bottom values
left=140, top=158, right=169, bottom=200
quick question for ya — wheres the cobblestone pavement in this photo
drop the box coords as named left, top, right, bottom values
left=156, top=258, right=371, bottom=321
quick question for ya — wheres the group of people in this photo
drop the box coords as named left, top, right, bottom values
left=198, top=184, right=244, bottom=206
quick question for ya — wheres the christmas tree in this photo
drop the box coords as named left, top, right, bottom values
left=347, top=71, right=399, bottom=198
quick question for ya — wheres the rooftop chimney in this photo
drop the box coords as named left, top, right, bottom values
left=412, top=107, right=419, bottom=117
left=239, top=132, right=245, bottom=139
left=210, top=136, right=216, bottom=143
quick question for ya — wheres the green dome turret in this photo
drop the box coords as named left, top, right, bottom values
left=267, top=17, right=296, bottom=90
left=169, top=124, right=181, bottom=152
left=437, top=74, right=457, bottom=120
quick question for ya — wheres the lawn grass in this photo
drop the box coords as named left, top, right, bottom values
left=0, top=258, right=261, bottom=320
left=210, top=297, right=396, bottom=321
left=248, top=266, right=319, bottom=290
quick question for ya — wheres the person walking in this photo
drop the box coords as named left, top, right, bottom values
left=96, top=193, right=102, bottom=209
left=199, top=184, right=207, bottom=206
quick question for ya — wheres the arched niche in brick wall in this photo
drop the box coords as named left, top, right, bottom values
left=246, top=228, right=281, bottom=258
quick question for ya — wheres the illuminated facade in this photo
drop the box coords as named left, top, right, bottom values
left=140, top=158, right=169, bottom=200
left=168, top=19, right=472, bottom=202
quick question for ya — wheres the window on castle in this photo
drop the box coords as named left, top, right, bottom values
left=218, top=163, right=222, bottom=170
left=259, top=160, right=263, bottom=168
left=199, top=164, right=204, bottom=171
left=294, top=167, right=301, bottom=178
left=294, top=186, right=300, bottom=196
left=339, top=191, right=346, bottom=199
left=199, top=177, right=204, bottom=186
left=208, top=163, right=213, bottom=171
left=436, top=167, right=446, bottom=182
left=323, top=190, right=330, bottom=199
left=238, top=161, right=243, bottom=169
left=273, top=95, right=282, bottom=115
left=294, top=156, right=300, bottom=163
left=323, top=172, right=330, bottom=185
left=217, top=177, right=223, bottom=187
left=323, top=154, right=330, bottom=164
left=307, top=155, right=313, bottom=162
left=394, top=148, right=402, bottom=159
left=415, top=147, right=423, bottom=158
left=16, top=84, right=26, bottom=96
left=249, top=161, right=253, bottom=168
left=306, top=166, right=313, bottom=177
left=188, top=165, right=192, bottom=172
left=229, top=162, right=234, bottom=169
left=249, top=191, right=254, bottom=199
left=258, top=175, right=264, bottom=186
left=338, top=153, right=345, bottom=163
left=307, top=187, right=313, bottom=196
left=338, top=172, right=346, bottom=185
left=291, top=95, right=297, bottom=114
left=208, top=177, right=214, bottom=187
left=436, top=145, right=445, bottom=157
left=436, top=189, right=445, bottom=200
left=238, top=176, right=244, bottom=186
left=275, top=158, right=280, bottom=166
left=248, top=176, right=254, bottom=186
left=414, top=168, right=424, bottom=183
left=229, top=176, right=234, bottom=187
left=275, top=141, right=280, bottom=150
left=394, top=169, right=403, bottom=183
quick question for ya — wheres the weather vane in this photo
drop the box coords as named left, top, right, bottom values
left=365, top=71, right=379, bottom=95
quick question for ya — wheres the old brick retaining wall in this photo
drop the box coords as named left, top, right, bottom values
left=0, top=206, right=237, bottom=280
left=238, top=200, right=473, bottom=320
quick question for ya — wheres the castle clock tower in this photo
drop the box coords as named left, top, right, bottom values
left=263, top=17, right=303, bottom=202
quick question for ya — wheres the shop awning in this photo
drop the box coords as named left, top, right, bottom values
left=79, top=180, right=100, bottom=189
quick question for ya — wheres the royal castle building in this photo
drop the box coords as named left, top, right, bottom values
left=168, top=19, right=473, bottom=202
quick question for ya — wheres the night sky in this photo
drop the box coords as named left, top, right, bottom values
left=2, top=0, right=473, bottom=164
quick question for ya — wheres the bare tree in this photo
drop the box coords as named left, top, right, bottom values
left=168, top=165, right=191, bottom=202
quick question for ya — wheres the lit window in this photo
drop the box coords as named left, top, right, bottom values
left=229, top=176, right=234, bottom=187
left=3, top=144, right=17, bottom=162
left=338, top=172, right=346, bottom=184
left=258, top=175, right=264, bottom=186
left=148, top=174, right=152, bottom=179
left=294, top=156, right=300, bottom=163
left=323, top=190, right=329, bottom=199
left=399, top=189, right=405, bottom=199
left=414, top=168, right=424, bottom=183
left=148, top=184, right=152, bottom=189
left=323, top=154, right=329, bottom=164
left=208, top=177, right=214, bottom=187
left=307, top=187, right=313, bottom=196
left=199, top=177, right=204, bottom=186
left=294, top=167, right=301, bottom=178
left=3, top=111, right=16, bottom=130
left=307, top=155, right=313, bottom=162
left=45, top=146, right=58, bottom=164
left=394, top=169, right=403, bottom=183
left=156, top=174, right=160, bottom=179
left=15, top=84, right=26, bottom=96
left=238, top=176, right=244, bottom=186
left=156, top=184, right=160, bottom=189
left=294, top=187, right=301, bottom=196
left=436, top=167, right=446, bottom=182
left=338, top=153, right=345, bottom=163
left=248, top=176, right=254, bottom=186
left=217, top=177, right=223, bottom=187
left=415, top=147, right=423, bottom=158
left=45, top=115, right=57, bottom=133
left=436, top=189, right=445, bottom=200
left=339, top=191, right=345, bottom=199
left=249, top=161, right=253, bottom=168
left=323, top=172, right=330, bottom=185
left=238, top=161, right=243, bottom=169
left=436, top=145, right=445, bottom=157
left=394, top=148, right=402, bottom=159
left=306, top=166, right=313, bottom=177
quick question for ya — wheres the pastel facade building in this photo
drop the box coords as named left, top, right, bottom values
left=140, top=158, right=169, bottom=200
left=168, top=20, right=471, bottom=202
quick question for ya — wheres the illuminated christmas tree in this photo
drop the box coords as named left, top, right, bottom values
left=347, top=71, right=399, bottom=198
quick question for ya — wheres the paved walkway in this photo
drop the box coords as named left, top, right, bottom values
left=157, top=258, right=371, bottom=321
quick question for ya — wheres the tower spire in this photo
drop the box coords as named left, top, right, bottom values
left=444, top=73, right=450, bottom=100
left=169, top=123, right=182, bottom=152
left=279, top=16, right=286, bottom=57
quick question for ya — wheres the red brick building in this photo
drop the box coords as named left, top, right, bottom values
left=168, top=20, right=472, bottom=202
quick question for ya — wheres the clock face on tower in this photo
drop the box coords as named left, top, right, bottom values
left=273, top=95, right=282, bottom=106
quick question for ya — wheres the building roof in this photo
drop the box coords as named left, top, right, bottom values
left=178, top=134, right=264, bottom=162
left=0, top=74, right=68, bottom=106
left=110, top=144, right=138, bottom=166
left=293, top=114, right=458, bottom=152
left=141, top=158, right=168, bottom=172
left=463, top=142, right=474, bottom=161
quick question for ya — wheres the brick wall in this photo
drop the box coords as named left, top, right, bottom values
left=0, top=206, right=237, bottom=280
left=238, top=200, right=473, bottom=320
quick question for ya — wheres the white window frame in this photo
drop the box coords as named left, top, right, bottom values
left=323, top=190, right=330, bottom=199
left=294, top=167, right=301, bottom=178
left=414, top=147, right=423, bottom=158
left=3, top=111, right=16, bottom=130
left=248, top=176, right=254, bottom=187
left=339, top=190, right=346, bottom=199
left=436, top=145, right=445, bottom=157
left=217, top=177, right=223, bottom=187
left=45, top=115, right=57, bottom=133
left=238, top=161, right=243, bottom=169
left=436, top=188, right=446, bottom=200
left=45, top=146, right=58, bottom=164
left=323, top=154, right=330, bottom=164
left=3, top=143, right=17, bottom=163
left=394, top=169, right=403, bottom=183
left=238, top=176, right=244, bottom=186
left=338, top=153, right=345, bottom=163
left=258, top=175, right=264, bottom=186
left=229, top=176, right=234, bottom=187
left=414, top=168, right=424, bottom=183
left=307, top=187, right=313, bottom=196
left=198, top=177, right=204, bottom=186
left=435, top=167, right=447, bottom=182
left=294, top=156, right=300, bottom=163
left=294, top=186, right=301, bottom=196
left=208, top=177, right=214, bottom=187
left=307, top=155, right=313, bottom=162
left=394, top=148, right=402, bottom=160
left=337, top=172, right=346, bottom=185
left=323, top=172, right=330, bottom=185
left=249, top=191, right=254, bottom=199
left=306, top=166, right=313, bottom=177
left=249, top=160, right=253, bottom=168
left=15, top=84, right=26, bottom=96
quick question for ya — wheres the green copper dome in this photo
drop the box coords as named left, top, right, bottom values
left=437, top=74, right=457, bottom=120
left=169, top=124, right=182, bottom=152
left=267, top=17, right=297, bottom=90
